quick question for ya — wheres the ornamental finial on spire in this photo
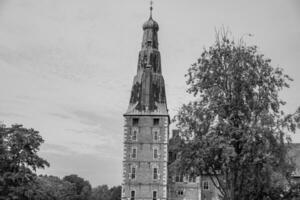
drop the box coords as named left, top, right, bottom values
left=142, top=0, right=159, bottom=31
left=150, top=0, right=153, bottom=18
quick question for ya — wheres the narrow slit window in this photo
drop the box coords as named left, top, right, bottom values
left=132, top=147, right=137, bottom=159
left=153, top=167, right=158, bottom=180
left=152, top=128, right=160, bottom=141
left=131, top=128, right=138, bottom=141
left=153, top=191, right=157, bottom=200
left=130, top=190, right=135, bottom=200
left=153, top=148, right=158, bottom=159
left=131, top=166, right=136, bottom=179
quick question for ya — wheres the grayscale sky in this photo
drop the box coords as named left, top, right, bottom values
left=0, top=0, right=299, bottom=187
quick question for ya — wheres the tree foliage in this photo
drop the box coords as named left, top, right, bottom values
left=173, top=32, right=300, bottom=200
left=89, top=185, right=121, bottom=200
left=31, top=175, right=77, bottom=200
left=0, top=123, right=121, bottom=200
left=0, top=124, right=49, bottom=200
left=63, top=174, right=92, bottom=200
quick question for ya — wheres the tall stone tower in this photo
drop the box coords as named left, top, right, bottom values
left=122, top=5, right=169, bottom=200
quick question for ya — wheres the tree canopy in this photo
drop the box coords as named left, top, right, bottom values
left=173, top=32, right=300, bottom=200
left=63, top=174, right=92, bottom=200
left=31, top=175, right=77, bottom=200
left=89, top=185, right=121, bottom=200
left=0, top=124, right=49, bottom=199
left=0, top=123, right=121, bottom=200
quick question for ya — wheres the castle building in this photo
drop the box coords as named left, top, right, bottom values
left=121, top=5, right=169, bottom=200
left=121, top=5, right=219, bottom=200
left=121, top=5, right=300, bottom=200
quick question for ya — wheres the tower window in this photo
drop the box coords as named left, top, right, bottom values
left=131, top=190, right=135, bottom=200
left=131, top=128, right=138, bottom=141
left=175, top=174, right=184, bottom=182
left=153, top=167, right=158, bottom=180
left=203, top=181, right=209, bottom=190
left=132, top=118, right=139, bottom=126
left=153, top=128, right=160, bottom=141
left=153, top=147, right=159, bottom=159
left=177, top=190, right=184, bottom=196
left=131, top=147, right=137, bottom=159
left=189, top=176, right=196, bottom=183
left=153, top=118, right=159, bottom=126
left=130, top=166, right=136, bottom=179
left=153, top=191, right=157, bottom=200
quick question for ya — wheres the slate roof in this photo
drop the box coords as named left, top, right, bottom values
left=125, top=15, right=168, bottom=115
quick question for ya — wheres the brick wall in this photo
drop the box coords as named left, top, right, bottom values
left=122, top=115, right=169, bottom=200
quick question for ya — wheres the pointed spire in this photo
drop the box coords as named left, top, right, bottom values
left=126, top=3, right=167, bottom=114
left=150, top=0, right=153, bottom=18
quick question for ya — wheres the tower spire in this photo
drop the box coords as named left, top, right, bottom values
left=150, top=0, right=153, bottom=18
left=126, top=7, right=167, bottom=114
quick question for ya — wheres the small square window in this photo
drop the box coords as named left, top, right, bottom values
left=153, top=118, right=159, bottom=126
left=203, top=181, right=209, bottom=190
left=132, top=118, right=139, bottom=126
left=175, top=174, right=183, bottom=182
left=188, top=176, right=196, bottom=183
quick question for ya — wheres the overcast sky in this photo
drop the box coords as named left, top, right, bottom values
left=0, top=0, right=299, bottom=187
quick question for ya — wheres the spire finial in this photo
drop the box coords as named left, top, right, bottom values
left=150, top=0, right=153, bottom=18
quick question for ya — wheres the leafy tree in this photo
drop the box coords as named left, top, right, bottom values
left=31, top=175, right=77, bottom=200
left=63, top=174, right=92, bottom=200
left=89, top=185, right=121, bottom=200
left=173, top=31, right=300, bottom=200
left=0, top=124, right=49, bottom=200
left=89, top=185, right=110, bottom=200
left=109, top=186, right=121, bottom=200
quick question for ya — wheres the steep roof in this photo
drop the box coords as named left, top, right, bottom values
left=125, top=13, right=168, bottom=116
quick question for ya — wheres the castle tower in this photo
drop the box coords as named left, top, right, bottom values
left=122, top=4, right=169, bottom=200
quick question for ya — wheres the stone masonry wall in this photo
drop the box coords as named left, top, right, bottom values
left=122, top=115, right=169, bottom=200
